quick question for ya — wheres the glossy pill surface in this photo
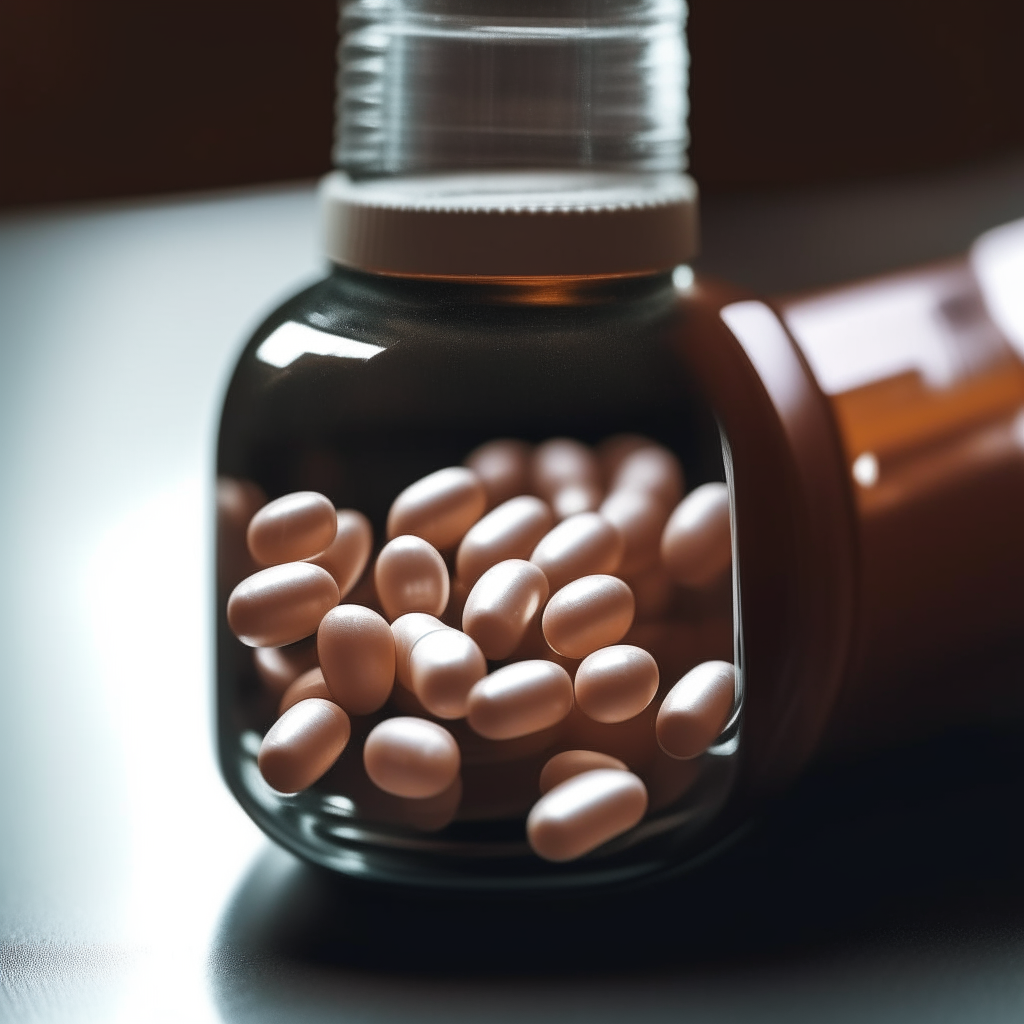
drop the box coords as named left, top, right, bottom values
left=227, top=563, right=339, bottom=648
left=610, top=445, right=684, bottom=508
left=539, top=749, right=629, bottom=794
left=247, top=491, right=337, bottom=566
left=387, top=466, right=487, bottom=550
left=542, top=575, right=635, bottom=659
left=599, top=488, right=670, bottom=577
left=363, top=717, right=461, bottom=799
left=409, top=628, right=487, bottom=719
left=317, top=605, right=396, bottom=715
left=278, top=666, right=332, bottom=715
left=465, top=439, right=531, bottom=508
left=391, top=612, right=451, bottom=689
left=526, top=769, right=648, bottom=862
left=375, top=535, right=450, bottom=621
left=462, top=559, right=550, bottom=660
left=661, top=482, right=732, bottom=588
left=456, top=495, right=554, bottom=585
left=307, top=509, right=372, bottom=599
left=573, top=645, right=659, bottom=724
left=656, top=660, right=736, bottom=759
left=258, top=698, right=351, bottom=794
left=529, top=512, right=624, bottom=593
left=466, top=660, right=574, bottom=740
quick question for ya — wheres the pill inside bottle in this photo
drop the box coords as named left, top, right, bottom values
left=462, top=559, right=550, bottom=660
left=542, top=574, right=636, bottom=660
left=656, top=660, right=736, bottom=759
left=258, top=698, right=352, bottom=794
left=307, top=508, right=373, bottom=599
left=247, top=491, right=338, bottom=566
left=529, top=512, right=624, bottom=593
left=526, top=768, right=648, bottom=862
left=387, top=466, right=487, bottom=550
left=363, top=717, right=461, bottom=799
left=464, top=439, right=532, bottom=509
left=661, top=482, right=732, bottom=588
left=317, top=604, right=396, bottom=715
left=375, top=535, right=450, bottom=620
left=227, top=562, right=340, bottom=648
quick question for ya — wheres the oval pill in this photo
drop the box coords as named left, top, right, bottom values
left=246, top=491, right=337, bottom=566
left=409, top=628, right=487, bottom=719
left=542, top=574, right=635, bottom=660
left=466, top=660, right=574, bottom=740
left=526, top=768, right=648, bottom=862
left=386, top=466, right=486, bottom=550
left=278, top=666, right=332, bottom=716
left=253, top=641, right=318, bottom=697
left=531, top=438, right=600, bottom=500
left=656, top=659, right=736, bottom=759
left=661, top=482, right=732, bottom=588
left=610, top=445, right=684, bottom=508
left=465, top=438, right=532, bottom=508
left=374, top=535, right=450, bottom=621
left=599, top=488, right=671, bottom=577
left=227, top=562, right=340, bottom=647
left=307, top=508, right=372, bottom=599
left=391, top=612, right=452, bottom=689
left=363, top=717, right=461, bottom=799
left=317, top=604, right=396, bottom=715
left=462, top=559, right=550, bottom=660
left=539, top=750, right=629, bottom=794
left=529, top=511, right=624, bottom=593
left=573, top=644, right=659, bottom=724
left=455, top=495, right=554, bottom=586
left=258, top=697, right=351, bottom=794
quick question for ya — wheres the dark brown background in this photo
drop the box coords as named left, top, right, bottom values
left=2, top=0, right=1023, bottom=209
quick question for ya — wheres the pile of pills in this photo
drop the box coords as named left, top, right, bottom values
left=224, top=436, right=736, bottom=862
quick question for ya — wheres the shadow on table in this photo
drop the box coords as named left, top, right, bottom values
left=209, top=726, right=1024, bottom=1023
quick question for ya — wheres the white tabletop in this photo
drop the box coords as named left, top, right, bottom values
left=2, top=159, right=1024, bottom=1022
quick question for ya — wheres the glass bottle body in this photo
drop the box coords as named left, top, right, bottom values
left=216, top=266, right=743, bottom=889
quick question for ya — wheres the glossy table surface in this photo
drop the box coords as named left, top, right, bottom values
left=2, top=156, right=1024, bottom=1022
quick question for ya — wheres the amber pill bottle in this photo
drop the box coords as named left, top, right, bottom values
left=215, top=1, right=1024, bottom=888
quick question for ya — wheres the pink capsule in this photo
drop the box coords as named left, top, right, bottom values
left=247, top=491, right=338, bottom=566
left=531, top=438, right=601, bottom=501
left=390, top=612, right=452, bottom=689
left=541, top=574, right=635, bottom=660
left=257, top=697, right=351, bottom=794
left=573, top=645, right=659, bottom=724
left=278, top=666, right=332, bottom=716
left=661, top=482, right=732, bottom=588
left=464, top=439, right=532, bottom=508
left=227, top=563, right=340, bottom=648
left=529, top=512, right=624, bottom=593
left=656, top=660, right=736, bottom=759
left=253, top=641, right=319, bottom=697
left=455, top=495, right=554, bottom=586
left=598, top=488, right=671, bottom=577
left=386, top=466, right=487, bottom=550
left=317, top=605, right=396, bottom=715
left=462, top=559, right=550, bottom=660
left=526, top=769, right=648, bottom=862
left=466, top=660, right=574, bottom=740
left=409, top=628, right=487, bottom=719
left=374, top=535, right=450, bottom=621
left=610, top=445, right=684, bottom=508
left=307, top=509, right=372, bottom=600
left=363, top=717, right=461, bottom=799
left=539, top=749, right=629, bottom=795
